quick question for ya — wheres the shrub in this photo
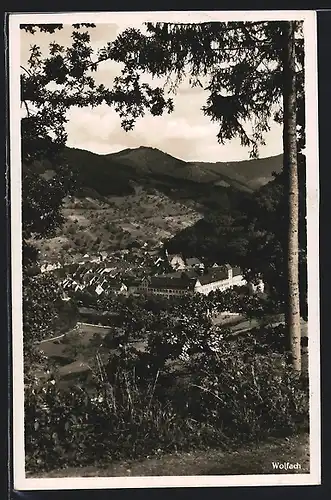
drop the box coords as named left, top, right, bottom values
left=183, top=339, right=309, bottom=442
left=25, top=372, right=217, bottom=473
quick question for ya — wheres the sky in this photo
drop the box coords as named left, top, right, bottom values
left=20, top=22, right=283, bottom=163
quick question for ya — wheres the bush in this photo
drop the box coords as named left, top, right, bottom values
left=25, top=373, right=217, bottom=473
left=184, top=345, right=309, bottom=442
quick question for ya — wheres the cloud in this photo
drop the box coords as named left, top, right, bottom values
left=66, top=99, right=282, bottom=163
left=65, top=100, right=219, bottom=153
left=21, top=23, right=283, bottom=163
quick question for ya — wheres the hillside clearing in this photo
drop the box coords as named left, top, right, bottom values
left=35, top=188, right=203, bottom=264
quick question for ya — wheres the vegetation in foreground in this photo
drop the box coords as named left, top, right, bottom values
left=25, top=290, right=309, bottom=474
left=25, top=350, right=308, bottom=474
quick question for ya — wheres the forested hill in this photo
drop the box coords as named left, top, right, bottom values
left=35, top=145, right=283, bottom=199
left=107, top=146, right=283, bottom=191
left=191, top=154, right=283, bottom=191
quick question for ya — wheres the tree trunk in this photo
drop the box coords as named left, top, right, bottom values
left=283, top=21, right=301, bottom=373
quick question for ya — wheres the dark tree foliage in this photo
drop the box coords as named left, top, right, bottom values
left=20, top=24, right=110, bottom=351
left=166, top=211, right=248, bottom=264
left=20, top=24, right=96, bottom=34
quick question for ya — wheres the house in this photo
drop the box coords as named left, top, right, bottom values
left=74, top=283, right=84, bottom=292
left=61, top=278, right=71, bottom=289
left=104, top=278, right=128, bottom=295
left=125, top=278, right=144, bottom=295
left=95, top=284, right=104, bottom=296
left=58, top=361, right=92, bottom=384
left=89, top=275, right=99, bottom=287
left=164, top=250, right=186, bottom=270
left=78, top=256, right=91, bottom=265
left=78, top=307, right=120, bottom=325
left=247, top=279, right=265, bottom=294
left=99, top=251, right=108, bottom=261
left=40, top=262, right=62, bottom=273
left=185, top=257, right=204, bottom=270
left=154, top=257, right=164, bottom=266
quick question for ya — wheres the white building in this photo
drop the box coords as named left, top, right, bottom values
left=247, top=279, right=265, bottom=294
left=40, top=262, right=62, bottom=273
left=194, top=265, right=246, bottom=295
left=164, top=249, right=186, bottom=270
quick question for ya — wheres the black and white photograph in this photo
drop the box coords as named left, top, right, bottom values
left=9, top=10, right=320, bottom=489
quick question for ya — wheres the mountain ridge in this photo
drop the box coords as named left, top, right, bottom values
left=63, top=145, right=283, bottom=196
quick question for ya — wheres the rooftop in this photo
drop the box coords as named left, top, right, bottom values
left=198, top=267, right=229, bottom=285
left=149, top=265, right=243, bottom=289
left=232, top=266, right=242, bottom=277
left=186, top=257, right=203, bottom=267
left=149, top=275, right=196, bottom=291
left=107, top=278, right=126, bottom=289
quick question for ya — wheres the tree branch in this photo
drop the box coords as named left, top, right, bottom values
left=20, top=65, right=33, bottom=77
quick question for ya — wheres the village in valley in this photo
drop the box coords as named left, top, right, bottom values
left=48, top=247, right=263, bottom=300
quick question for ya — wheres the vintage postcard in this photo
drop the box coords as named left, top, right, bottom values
left=9, top=10, right=320, bottom=490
